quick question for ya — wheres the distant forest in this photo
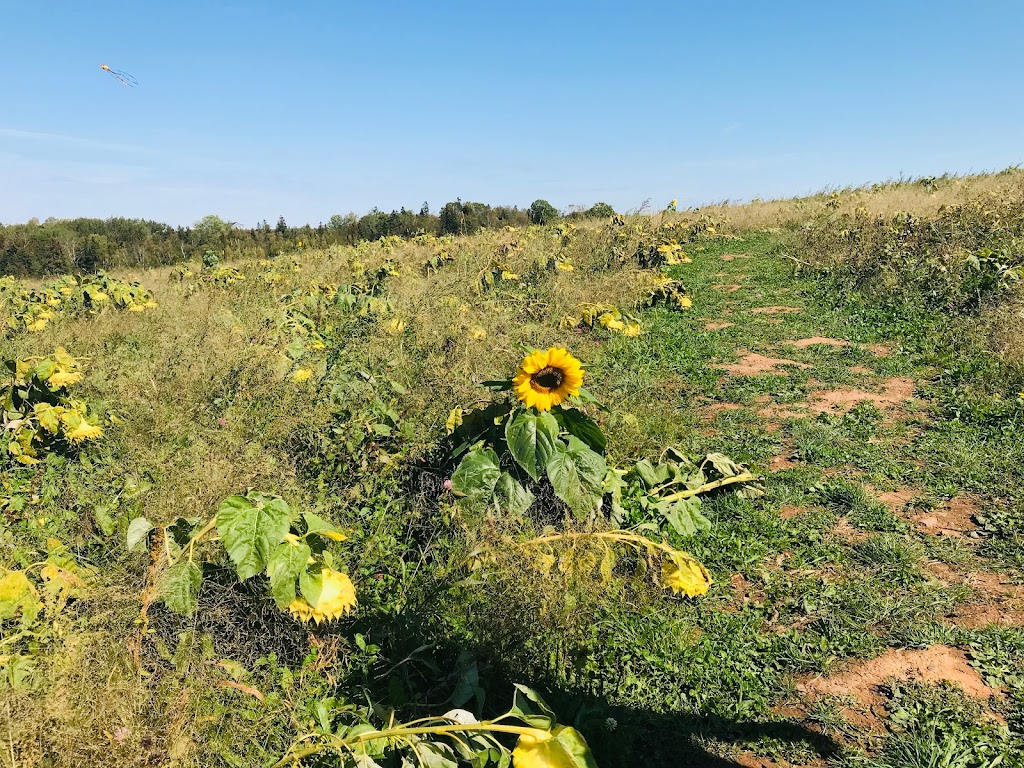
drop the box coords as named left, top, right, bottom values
left=0, top=199, right=615, bottom=277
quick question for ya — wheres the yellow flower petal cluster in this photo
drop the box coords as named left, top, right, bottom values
left=661, top=551, right=712, bottom=597
left=291, top=368, right=313, bottom=383
left=288, top=568, right=357, bottom=624
left=512, top=726, right=594, bottom=768
left=512, top=348, right=584, bottom=412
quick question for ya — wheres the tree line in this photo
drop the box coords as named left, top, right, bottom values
left=0, top=199, right=615, bottom=277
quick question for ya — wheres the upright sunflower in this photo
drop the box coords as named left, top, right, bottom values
left=513, top=347, right=584, bottom=412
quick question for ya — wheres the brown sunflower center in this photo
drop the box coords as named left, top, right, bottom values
left=530, top=366, right=565, bottom=393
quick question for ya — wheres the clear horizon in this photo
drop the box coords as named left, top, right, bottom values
left=2, top=0, right=1022, bottom=227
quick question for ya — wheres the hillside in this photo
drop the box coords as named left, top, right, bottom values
left=2, top=173, right=1023, bottom=768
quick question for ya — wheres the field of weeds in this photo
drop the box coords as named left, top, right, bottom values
left=2, top=175, right=1023, bottom=768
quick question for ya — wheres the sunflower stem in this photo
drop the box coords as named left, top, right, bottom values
left=275, top=721, right=544, bottom=766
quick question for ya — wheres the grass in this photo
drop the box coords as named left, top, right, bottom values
left=1, top=175, right=1023, bottom=767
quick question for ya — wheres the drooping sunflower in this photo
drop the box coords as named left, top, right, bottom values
left=288, top=568, right=357, bottom=624
left=661, top=551, right=712, bottom=597
left=512, top=348, right=584, bottom=412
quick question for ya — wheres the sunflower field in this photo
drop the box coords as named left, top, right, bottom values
left=2, top=174, right=1024, bottom=768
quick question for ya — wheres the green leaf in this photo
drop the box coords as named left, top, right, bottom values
left=160, top=559, right=202, bottom=616
left=0, top=571, right=40, bottom=622
left=216, top=494, right=293, bottom=581
left=633, top=459, right=669, bottom=489
left=302, top=511, right=345, bottom=539
left=550, top=726, right=599, bottom=768
left=493, top=473, right=534, bottom=515
left=451, top=447, right=502, bottom=500
left=480, top=379, right=513, bottom=391
left=299, top=567, right=323, bottom=606
left=93, top=504, right=115, bottom=536
left=545, top=436, right=607, bottom=518
left=505, top=410, right=561, bottom=481
left=510, top=684, right=555, bottom=730
left=657, top=496, right=712, bottom=537
left=416, top=741, right=459, bottom=768
left=267, top=540, right=311, bottom=608
left=554, top=407, right=607, bottom=453
left=126, top=516, right=154, bottom=552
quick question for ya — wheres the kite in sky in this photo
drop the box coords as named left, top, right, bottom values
left=100, top=64, right=138, bottom=87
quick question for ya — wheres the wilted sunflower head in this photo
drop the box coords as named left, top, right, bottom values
left=661, top=551, right=712, bottom=597
left=512, top=348, right=584, bottom=412
left=288, top=568, right=357, bottom=624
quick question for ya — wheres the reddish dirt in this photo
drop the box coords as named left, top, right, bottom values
left=927, top=563, right=1024, bottom=627
left=804, top=378, right=916, bottom=414
left=757, top=404, right=808, bottom=421
left=782, top=337, right=851, bottom=348
left=910, top=496, right=979, bottom=538
left=867, top=343, right=892, bottom=356
left=833, top=519, right=871, bottom=543
left=704, top=321, right=735, bottom=330
left=753, top=395, right=772, bottom=404
left=727, top=573, right=767, bottom=610
left=779, top=505, right=807, bottom=519
left=721, top=353, right=812, bottom=376
left=770, top=455, right=798, bottom=470
left=872, top=488, right=918, bottom=512
left=720, top=253, right=751, bottom=261
left=799, top=646, right=998, bottom=722
left=751, top=306, right=803, bottom=315
left=713, top=284, right=744, bottom=293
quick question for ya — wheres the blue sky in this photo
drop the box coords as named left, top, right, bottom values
left=2, top=1, right=1022, bottom=226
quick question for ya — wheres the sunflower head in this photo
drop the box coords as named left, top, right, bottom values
left=288, top=568, right=357, bottom=624
left=661, top=551, right=712, bottom=597
left=512, top=348, right=584, bottom=412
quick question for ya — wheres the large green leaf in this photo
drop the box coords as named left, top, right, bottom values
left=657, top=496, right=712, bottom=537
left=510, top=684, right=555, bottom=730
left=545, top=436, right=607, bottom=517
left=553, top=407, right=606, bottom=453
left=451, top=447, right=502, bottom=499
left=216, top=494, right=293, bottom=581
left=492, top=472, right=535, bottom=515
left=505, top=410, right=561, bottom=481
left=266, top=540, right=311, bottom=608
left=160, top=559, right=202, bottom=616
left=548, top=726, right=599, bottom=768
left=299, top=567, right=323, bottom=606
left=126, top=516, right=153, bottom=553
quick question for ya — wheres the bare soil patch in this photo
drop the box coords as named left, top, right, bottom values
left=804, top=378, right=916, bottom=415
left=720, top=253, right=751, bottom=261
left=779, top=505, right=807, bottom=519
left=751, top=306, right=802, bottom=315
left=769, top=455, right=798, bottom=470
left=871, top=488, right=918, bottom=512
left=782, top=337, right=851, bottom=348
left=721, top=353, right=811, bottom=376
left=911, top=496, right=979, bottom=538
left=927, top=562, right=1024, bottom=627
left=704, top=321, right=735, bottom=331
left=801, top=645, right=997, bottom=705
left=713, top=284, right=744, bottom=293
left=833, top=519, right=871, bottom=544
left=848, top=365, right=872, bottom=374
left=867, top=344, right=892, bottom=356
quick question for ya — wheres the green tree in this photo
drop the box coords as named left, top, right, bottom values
left=193, top=215, right=232, bottom=246
left=529, top=199, right=559, bottom=225
left=586, top=202, right=616, bottom=219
